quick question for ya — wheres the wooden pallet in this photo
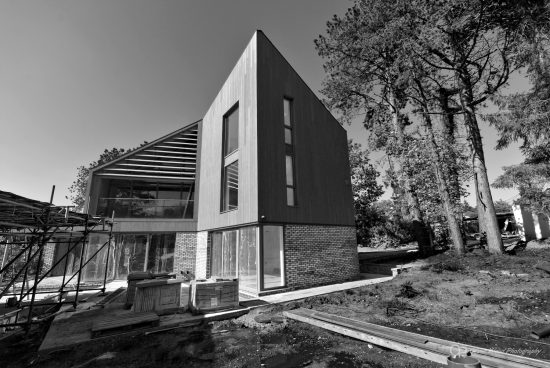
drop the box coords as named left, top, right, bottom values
left=285, top=308, right=550, bottom=368
left=91, top=312, right=159, bottom=338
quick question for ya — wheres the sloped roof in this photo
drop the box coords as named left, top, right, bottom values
left=92, top=120, right=200, bottom=181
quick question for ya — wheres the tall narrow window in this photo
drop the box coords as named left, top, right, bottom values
left=283, top=97, right=296, bottom=206
left=222, top=104, right=239, bottom=212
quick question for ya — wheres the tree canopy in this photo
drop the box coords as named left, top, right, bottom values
left=68, top=143, right=146, bottom=212
left=316, top=0, right=550, bottom=253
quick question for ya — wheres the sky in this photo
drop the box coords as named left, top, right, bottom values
left=0, top=0, right=524, bottom=206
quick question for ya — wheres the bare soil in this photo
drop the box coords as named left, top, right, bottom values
left=1, top=245, right=549, bottom=367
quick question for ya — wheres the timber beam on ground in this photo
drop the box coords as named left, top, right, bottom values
left=284, top=309, right=549, bottom=368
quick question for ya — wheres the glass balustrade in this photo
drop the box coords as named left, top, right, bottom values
left=96, top=198, right=194, bottom=219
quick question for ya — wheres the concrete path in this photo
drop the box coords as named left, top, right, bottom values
left=259, top=274, right=393, bottom=304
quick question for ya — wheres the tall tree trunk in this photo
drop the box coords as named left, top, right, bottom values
left=419, top=108, right=466, bottom=254
left=458, top=79, right=503, bottom=254
left=437, top=88, right=467, bottom=243
left=386, top=156, right=408, bottom=220
left=388, top=89, right=433, bottom=256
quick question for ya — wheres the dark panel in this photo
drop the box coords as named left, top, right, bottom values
left=256, top=32, right=355, bottom=226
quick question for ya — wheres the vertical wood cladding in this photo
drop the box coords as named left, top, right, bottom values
left=256, top=32, right=355, bottom=226
left=197, top=33, right=258, bottom=231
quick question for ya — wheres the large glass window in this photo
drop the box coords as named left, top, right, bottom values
left=262, top=226, right=284, bottom=289
left=223, top=104, right=239, bottom=156
left=147, top=234, right=176, bottom=274
left=97, top=179, right=194, bottom=218
left=211, top=231, right=237, bottom=279
left=109, top=233, right=176, bottom=279
left=210, top=226, right=284, bottom=293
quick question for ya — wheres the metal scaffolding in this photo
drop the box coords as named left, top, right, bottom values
left=0, top=187, right=114, bottom=331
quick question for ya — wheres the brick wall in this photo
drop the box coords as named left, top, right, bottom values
left=174, top=232, right=197, bottom=276
left=284, top=224, right=359, bottom=289
left=42, top=242, right=56, bottom=274
left=195, top=231, right=210, bottom=279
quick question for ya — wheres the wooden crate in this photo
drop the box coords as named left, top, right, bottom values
left=189, top=279, right=239, bottom=314
left=133, top=279, right=185, bottom=314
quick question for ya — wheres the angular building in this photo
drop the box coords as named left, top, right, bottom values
left=84, top=31, right=359, bottom=298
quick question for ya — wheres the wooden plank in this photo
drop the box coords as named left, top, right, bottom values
left=285, top=309, right=550, bottom=368
left=307, top=312, right=531, bottom=368
left=91, top=312, right=159, bottom=338
left=285, top=309, right=449, bottom=365
left=307, top=311, right=549, bottom=368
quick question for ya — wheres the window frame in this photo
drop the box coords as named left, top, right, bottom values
left=222, top=103, right=239, bottom=157
left=221, top=103, right=240, bottom=213
left=283, top=97, right=297, bottom=207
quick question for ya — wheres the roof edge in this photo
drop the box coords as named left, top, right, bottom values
left=89, top=119, right=202, bottom=175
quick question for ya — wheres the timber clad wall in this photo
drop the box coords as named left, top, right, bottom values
left=256, top=31, right=355, bottom=226
left=284, top=224, right=359, bottom=289
left=197, top=33, right=259, bottom=231
left=174, top=232, right=197, bottom=275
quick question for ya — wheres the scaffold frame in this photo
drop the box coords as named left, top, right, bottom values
left=0, top=187, right=114, bottom=331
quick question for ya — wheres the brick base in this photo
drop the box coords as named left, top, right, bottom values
left=284, top=224, right=359, bottom=290
left=42, top=243, right=56, bottom=274
left=174, top=232, right=197, bottom=276
left=195, top=231, right=210, bottom=279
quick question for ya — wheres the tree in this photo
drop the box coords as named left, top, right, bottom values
left=493, top=199, right=513, bottom=213
left=493, top=164, right=550, bottom=215
left=485, top=1, right=550, bottom=216
left=68, top=144, right=146, bottom=212
left=401, top=0, right=548, bottom=254
left=315, top=0, right=435, bottom=255
left=348, top=140, right=384, bottom=245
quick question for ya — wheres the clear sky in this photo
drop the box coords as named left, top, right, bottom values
left=0, top=0, right=522, bottom=206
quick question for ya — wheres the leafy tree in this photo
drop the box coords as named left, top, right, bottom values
left=403, top=0, right=530, bottom=254
left=461, top=200, right=476, bottom=215
left=493, top=199, right=513, bottom=213
left=486, top=1, right=550, bottom=216
left=348, top=140, right=384, bottom=246
left=69, top=144, right=146, bottom=212
left=493, top=164, right=550, bottom=215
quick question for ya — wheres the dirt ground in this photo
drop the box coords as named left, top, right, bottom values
left=1, top=243, right=549, bottom=367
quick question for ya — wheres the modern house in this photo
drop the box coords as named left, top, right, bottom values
left=82, top=31, right=359, bottom=298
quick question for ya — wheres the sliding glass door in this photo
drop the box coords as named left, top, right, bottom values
left=261, top=226, right=284, bottom=289
left=238, top=227, right=258, bottom=292
left=210, top=225, right=284, bottom=293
